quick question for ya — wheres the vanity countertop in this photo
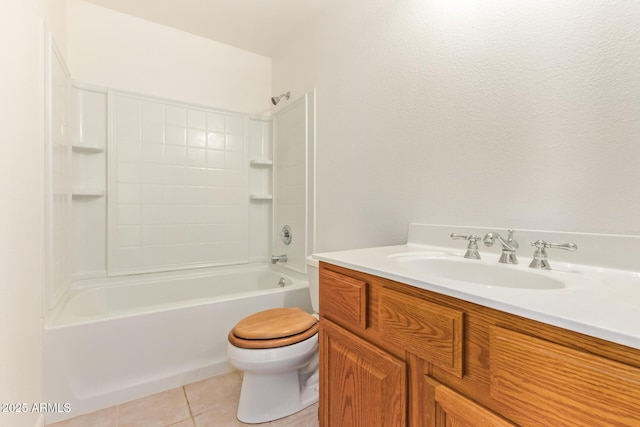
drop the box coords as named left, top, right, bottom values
left=314, top=224, right=640, bottom=350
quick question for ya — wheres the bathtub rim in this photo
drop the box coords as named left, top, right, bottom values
left=45, top=262, right=309, bottom=330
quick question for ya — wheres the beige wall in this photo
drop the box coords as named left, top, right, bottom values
left=0, top=0, right=66, bottom=425
left=68, top=0, right=272, bottom=116
left=272, top=0, right=640, bottom=251
left=39, top=0, right=68, bottom=60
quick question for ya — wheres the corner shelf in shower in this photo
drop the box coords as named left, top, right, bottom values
left=72, top=142, right=105, bottom=153
left=249, top=194, right=273, bottom=201
left=249, top=159, right=273, bottom=167
left=72, top=188, right=105, bottom=198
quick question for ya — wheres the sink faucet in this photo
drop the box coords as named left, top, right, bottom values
left=271, top=254, right=287, bottom=264
left=529, top=240, right=577, bottom=270
left=483, top=229, right=519, bottom=264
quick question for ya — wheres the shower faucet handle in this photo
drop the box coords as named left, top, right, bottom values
left=450, top=234, right=482, bottom=259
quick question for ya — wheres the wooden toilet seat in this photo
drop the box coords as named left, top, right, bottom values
left=228, top=307, right=318, bottom=349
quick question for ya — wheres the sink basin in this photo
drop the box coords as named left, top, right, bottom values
left=395, top=257, right=565, bottom=290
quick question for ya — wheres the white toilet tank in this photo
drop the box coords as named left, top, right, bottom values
left=306, top=256, right=320, bottom=314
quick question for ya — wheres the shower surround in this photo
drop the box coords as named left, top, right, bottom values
left=41, top=4, right=319, bottom=424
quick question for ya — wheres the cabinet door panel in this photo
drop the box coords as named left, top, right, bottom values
left=490, top=326, right=640, bottom=426
left=320, top=268, right=368, bottom=329
left=379, top=286, right=464, bottom=377
left=321, top=319, right=406, bottom=427
left=424, top=376, right=516, bottom=427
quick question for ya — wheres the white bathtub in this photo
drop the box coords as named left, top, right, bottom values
left=43, top=263, right=312, bottom=423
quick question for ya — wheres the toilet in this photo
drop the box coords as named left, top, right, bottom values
left=226, top=257, right=320, bottom=424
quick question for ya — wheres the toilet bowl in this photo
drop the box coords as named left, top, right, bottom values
left=226, top=257, right=320, bottom=424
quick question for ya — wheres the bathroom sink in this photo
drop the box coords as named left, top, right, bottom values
left=394, top=257, right=565, bottom=290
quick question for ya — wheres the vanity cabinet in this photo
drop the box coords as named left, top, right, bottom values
left=319, top=262, right=640, bottom=427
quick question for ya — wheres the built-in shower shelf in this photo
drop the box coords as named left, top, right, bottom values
left=249, top=194, right=273, bottom=200
left=72, top=142, right=105, bottom=153
left=72, top=188, right=105, bottom=198
left=250, top=159, right=273, bottom=167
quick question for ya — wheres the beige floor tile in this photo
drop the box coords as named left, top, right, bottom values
left=192, top=406, right=247, bottom=427
left=118, top=387, right=191, bottom=427
left=167, top=418, right=196, bottom=427
left=184, top=371, right=242, bottom=417
left=46, top=372, right=314, bottom=427
left=46, top=406, right=118, bottom=427
left=270, top=403, right=319, bottom=427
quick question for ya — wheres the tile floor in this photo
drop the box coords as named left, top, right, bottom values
left=46, top=371, right=318, bottom=427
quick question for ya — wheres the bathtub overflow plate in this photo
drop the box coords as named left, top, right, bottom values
left=281, top=225, right=292, bottom=245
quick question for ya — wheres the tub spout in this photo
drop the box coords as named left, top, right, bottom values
left=271, top=254, right=287, bottom=264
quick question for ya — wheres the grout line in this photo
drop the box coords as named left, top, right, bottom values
left=182, top=386, right=194, bottom=418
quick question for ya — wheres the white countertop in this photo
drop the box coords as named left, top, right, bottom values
left=314, top=226, right=640, bottom=350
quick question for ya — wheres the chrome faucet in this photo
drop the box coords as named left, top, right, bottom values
left=450, top=234, right=482, bottom=259
left=271, top=254, right=287, bottom=264
left=483, top=229, right=519, bottom=264
left=529, top=240, right=577, bottom=270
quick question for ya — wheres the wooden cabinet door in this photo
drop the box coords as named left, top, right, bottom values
left=490, top=326, right=640, bottom=426
left=320, top=319, right=406, bottom=427
left=423, top=376, right=516, bottom=427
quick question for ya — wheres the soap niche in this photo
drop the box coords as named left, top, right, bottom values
left=70, top=82, right=107, bottom=279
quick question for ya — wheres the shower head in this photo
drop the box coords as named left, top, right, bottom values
left=271, top=91, right=290, bottom=106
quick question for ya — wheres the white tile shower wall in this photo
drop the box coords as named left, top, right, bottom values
left=273, top=96, right=308, bottom=272
left=249, top=119, right=272, bottom=262
left=108, top=92, right=249, bottom=275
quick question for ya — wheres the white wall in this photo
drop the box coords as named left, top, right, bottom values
left=272, top=0, right=640, bottom=251
left=39, top=0, right=68, bottom=61
left=68, top=0, right=272, bottom=116
left=0, top=1, right=50, bottom=426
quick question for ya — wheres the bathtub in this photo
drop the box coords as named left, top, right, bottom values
left=43, top=263, right=312, bottom=423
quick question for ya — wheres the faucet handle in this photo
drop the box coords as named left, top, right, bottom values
left=506, top=228, right=518, bottom=249
left=530, top=240, right=578, bottom=252
left=529, top=240, right=578, bottom=270
left=450, top=234, right=482, bottom=259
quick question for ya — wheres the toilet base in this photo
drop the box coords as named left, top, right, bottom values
left=236, top=368, right=319, bottom=424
